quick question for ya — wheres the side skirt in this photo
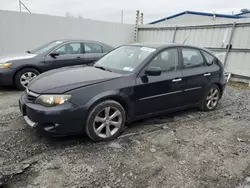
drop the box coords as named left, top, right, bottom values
left=127, top=103, right=200, bottom=123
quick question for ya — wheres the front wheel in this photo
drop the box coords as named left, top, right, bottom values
left=200, top=84, right=221, bottom=111
left=15, top=68, right=40, bottom=90
left=85, top=100, right=126, bottom=141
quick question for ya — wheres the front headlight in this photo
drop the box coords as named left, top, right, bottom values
left=0, top=63, right=12, bottom=68
left=35, top=95, right=71, bottom=107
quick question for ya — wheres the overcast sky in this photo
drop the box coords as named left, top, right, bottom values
left=0, top=0, right=249, bottom=23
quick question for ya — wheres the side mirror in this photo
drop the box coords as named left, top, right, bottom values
left=145, top=67, right=162, bottom=76
left=50, top=52, right=59, bottom=57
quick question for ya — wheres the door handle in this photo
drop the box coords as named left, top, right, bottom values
left=172, top=78, right=182, bottom=82
left=204, top=73, right=211, bottom=76
left=76, top=57, right=81, bottom=61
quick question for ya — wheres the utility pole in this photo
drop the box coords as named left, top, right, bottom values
left=213, top=11, right=216, bottom=21
left=134, top=10, right=140, bottom=42
left=19, top=0, right=21, bottom=12
left=140, top=13, right=144, bottom=24
left=18, top=0, right=32, bottom=13
left=121, top=10, right=124, bottom=24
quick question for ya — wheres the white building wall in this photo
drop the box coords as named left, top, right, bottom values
left=154, top=14, right=239, bottom=25
left=0, top=10, right=135, bottom=54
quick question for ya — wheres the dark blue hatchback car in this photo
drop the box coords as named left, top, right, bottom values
left=19, top=43, right=226, bottom=141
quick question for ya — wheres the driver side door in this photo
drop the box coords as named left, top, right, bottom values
left=44, top=42, right=85, bottom=71
left=134, top=48, right=185, bottom=117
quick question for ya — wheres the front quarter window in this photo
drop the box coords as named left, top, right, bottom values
left=94, top=46, right=155, bottom=73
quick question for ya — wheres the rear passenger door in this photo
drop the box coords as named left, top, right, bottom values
left=180, top=47, right=215, bottom=106
left=83, top=42, right=106, bottom=65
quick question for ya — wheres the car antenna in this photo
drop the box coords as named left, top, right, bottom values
left=183, top=37, right=188, bottom=44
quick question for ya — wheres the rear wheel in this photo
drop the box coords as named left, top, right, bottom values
left=85, top=100, right=126, bottom=141
left=15, top=68, right=40, bottom=90
left=200, top=84, right=220, bottom=111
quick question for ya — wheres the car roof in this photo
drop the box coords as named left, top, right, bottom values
left=129, top=42, right=175, bottom=48
left=128, top=42, right=213, bottom=53
left=51, top=39, right=113, bottom=47
left=55, top=39, right=100, bottom=43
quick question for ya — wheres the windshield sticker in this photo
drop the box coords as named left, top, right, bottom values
left=123, top=67, right=133, bottom=71
left=140, top=47, right=156, bottom=52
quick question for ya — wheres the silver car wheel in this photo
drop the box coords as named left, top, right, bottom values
left=206, top=88, right=219, bottom=110
left=93, top=106, right=122, bottom=138
left=20, top=72, right=37, bottom=88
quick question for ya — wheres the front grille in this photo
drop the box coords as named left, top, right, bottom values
left=24, top=89, right=39, bottom=103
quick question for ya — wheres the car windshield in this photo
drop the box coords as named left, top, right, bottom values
left=94, top=45, right=156, bottom=73
left=30, top=41, right=63, bottom=54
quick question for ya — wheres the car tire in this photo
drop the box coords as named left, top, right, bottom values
left=15, top=68, right=40, bottom=90
left=85, top=100, right=126, bottom=141
left=200, top=84, right=221, bottom=111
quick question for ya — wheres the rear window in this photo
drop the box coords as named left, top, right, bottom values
left=84, top=43, right=102, bottom=53
left=182, top=48, right=205, bottom=68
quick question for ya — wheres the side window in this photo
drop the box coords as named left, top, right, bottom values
left=54, top=43, right=81, bottom=55
left=69, top=43, right=81, bottom=54
left=148, top=48, right=178, bottom=72
left=182, top=48, right=205, bottom=68
left=102, top=46, right=109, bottom=53
left=202, top=51, right=214, bottom=65
left=84, top=43, right=102, bottom=53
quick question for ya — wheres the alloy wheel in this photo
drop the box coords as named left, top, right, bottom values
left=206, top=88, right=219, bottom=110
left=20, top=72, right=37, bottom=88
left=93, top=106, right=122, bottom=138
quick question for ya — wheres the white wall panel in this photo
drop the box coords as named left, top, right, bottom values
left=138, top=21, right=250, bottom=78
left=232, top=26, right=250, bottom=49
left=138, top=29, right=174, bottom=43
left=226, top=52, right=250, bottom=77
left=0, top=10, right=134, bottom=54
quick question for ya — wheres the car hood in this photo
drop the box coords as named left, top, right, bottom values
left=28, top=66, right=123, bottom=94
left=0, top=52, right=37, bottom=63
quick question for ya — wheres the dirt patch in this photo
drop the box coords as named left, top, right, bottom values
left=228, top=81, right=250, bottom=90
left=0, top=86, right=249, bottom=188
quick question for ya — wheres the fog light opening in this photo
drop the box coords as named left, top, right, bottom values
left=43, top=123, right=59, bottom=132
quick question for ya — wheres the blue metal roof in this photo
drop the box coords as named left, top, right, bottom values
left=235, top=11, right=250, bottom=16
left=149, top=10, right=247, bottom=24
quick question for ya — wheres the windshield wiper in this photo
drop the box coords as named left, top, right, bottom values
left=94, top=65, right=112, bottom=72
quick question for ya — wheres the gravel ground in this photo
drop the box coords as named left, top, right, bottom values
left=0, top=85, right=250, bottom=188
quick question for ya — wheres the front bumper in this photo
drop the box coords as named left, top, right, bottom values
left=19, top=93, right=88, bottom=136
left=0, top=68, right=15, bottom=86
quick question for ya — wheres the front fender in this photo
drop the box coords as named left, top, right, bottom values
left=84, top=90, right=135, bottom=122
